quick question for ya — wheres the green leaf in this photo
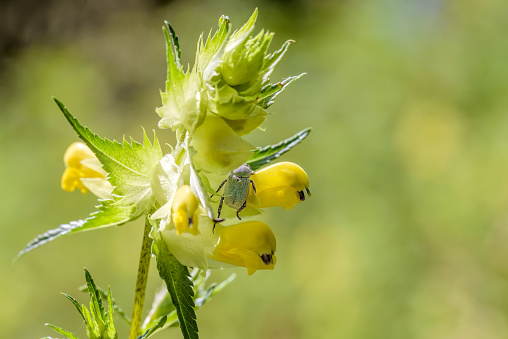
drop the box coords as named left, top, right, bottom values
left=256, top=73, right=305, bottom=109
left=16, top=99, right=163, bottom=260
left=137, top=315, right=167, bottom=339
left=45, top=324, right=79, bottom=339
left=79, top=285, right=131, bottom=325
left=247, top=127, right=311, bottom=171
left=84, top=268, right=105, bottom=327
left=54, top=98, right=163, bottom=213
left=16, top=202, right=136, bottom=260
left=82, top=305, right=100, bottom=338
left=62, top=293, right=85, bottom=322
left=164, top=21, right=182, bottom=68
left=105, top=287, right=118, bottom=339
left=196, top=16, right=230, bottom=73
left=152, top=230, right=198, bottom=339
left=260, top=39, right=294, bottom=86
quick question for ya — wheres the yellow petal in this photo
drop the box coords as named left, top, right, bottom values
left=171, top=185, right=200, bottom=235
left=248, top=162, right=310, bottom=209
left=61, top=142, right=105, bottom=194
left=210, top=221, right=276, bottom=275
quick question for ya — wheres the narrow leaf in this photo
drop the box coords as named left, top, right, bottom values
left=105, top=287, right=118, bottom=339
left=45, top=324, right=79, bottom=339
left=152, top=230, right=198, bottom=339
left=84, top=268, right=105, bottom=321
left=62, top=293, right=85, bottom=322
left=80, top=285, right=131, bottom=325
left=137, top=315, right=167, bottom=339
left=256, top=74, right=305, bottom=109
left=16, top=202, right=136, bottom=260
left=82, top=306, right=100, bottom=338
left=164, top=21, right=182, bottom=67
left=247, top=127, right=311, bottom=171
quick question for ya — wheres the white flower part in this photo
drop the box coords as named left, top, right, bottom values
left=80, top=178, right=114, bottom=200
left=161, top=213, right=236, bottom=270
left=151, top=154, right=183, bottom=221
left=79, top=158, right=114, bottom=199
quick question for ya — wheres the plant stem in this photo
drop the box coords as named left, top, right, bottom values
left=128, top=216, right=154, bottom=339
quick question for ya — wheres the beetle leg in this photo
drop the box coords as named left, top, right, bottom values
left=213, top=196, right=225, bottom=233
left=236, top=200, right=247, bottom=220
left=250, top=179, right=256, bottom=193
left=210, top=179, right=227, bottom=198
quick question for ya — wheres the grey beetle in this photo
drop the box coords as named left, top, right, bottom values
left=211, top=164, right=256, bottom=228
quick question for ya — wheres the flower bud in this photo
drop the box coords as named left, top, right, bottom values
left=171, top=185, right=200, bottom=235
left=247, top=162, right=310, bottom=210
left=221, top=29, right=273, bottom=89
left=61, top=142, right=107, bottom=194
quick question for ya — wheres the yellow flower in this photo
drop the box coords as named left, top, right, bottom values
left=247, top=161, right=310, bottom=210
left=211, top=221, right=276, bottom=275
left=171, top=185, right=200, bottom=236
left=61, top=142, right=111, bottom=197
left=161, top=217, right=276, bottom=275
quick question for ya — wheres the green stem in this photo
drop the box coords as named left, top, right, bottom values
left=128, top=216, right=153, bottom=339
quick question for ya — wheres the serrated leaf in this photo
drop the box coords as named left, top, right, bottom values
left=164, top=21, right=182, bottom=68
left=137, top=315, right=167, bottom=339
left=81, top=306, right=98, bottom=338
left=256, top=73, right=305, bottom=109
left=152, top=230, right=198, bottom=339
left=105, top=287, right=118, bottom=339
left=16, top=202, right=136, bottom=260
left=55, top=98, right=162, bottom=214
left=259, top=39, right=294, bottom=85
left=84, top=268, right=105, bottom=326
left=79, top=285, right=131, bottom=325
left=247, top=127, right=311, bottom=171
left=45, top=324, right=79, bottom=339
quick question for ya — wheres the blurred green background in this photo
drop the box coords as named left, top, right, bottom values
left=3, top=0, right=508, bottom=338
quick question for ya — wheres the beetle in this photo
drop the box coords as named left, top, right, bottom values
left=211, top=164, right=256, bottom=229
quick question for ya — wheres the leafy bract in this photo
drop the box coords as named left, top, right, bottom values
left=152, top=229, right=198, bottom=339
left=16, top=202, right=135, bottom=260
left=17, top=100, right=164, bottom=259
left=247, top=127, right=311, bottom=171
left=55, top=98, right=163, bottom=214
left=256, top=73, right=305, bottom=109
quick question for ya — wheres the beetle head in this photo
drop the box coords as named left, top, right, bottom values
left=232, top=163, right=253, bottom=177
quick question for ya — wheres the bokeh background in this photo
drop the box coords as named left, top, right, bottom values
left=2, top=0, right=508, bottom=338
